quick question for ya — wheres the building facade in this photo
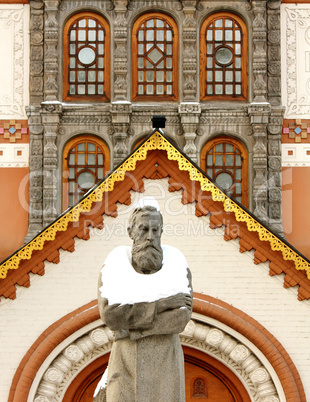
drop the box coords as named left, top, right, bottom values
left=3, top=0, right=305, bottom=261
left=1, top=133, right=309, bottom=401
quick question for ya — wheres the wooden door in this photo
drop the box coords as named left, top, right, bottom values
left=65, top=348, right=250, bottom=401
left=185, top=361, right=235, bottom=401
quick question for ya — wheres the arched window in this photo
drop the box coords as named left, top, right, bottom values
left=200, top=13, right=248, bottom=101
left=63, top=12, right=110, bottom=101
left=200, top=136, right=248, bottom=206
left=132, top=13, right=178, bottom=101
left=62, top=136, right=110, bottom=209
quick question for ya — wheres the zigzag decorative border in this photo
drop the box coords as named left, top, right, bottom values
left=1, top=131, right=310, bottom=279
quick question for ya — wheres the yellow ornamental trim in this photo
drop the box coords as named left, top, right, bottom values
left=0, top=131, right=310, bottom=280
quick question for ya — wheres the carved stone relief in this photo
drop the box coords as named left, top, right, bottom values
left=283, top=5, right=310, bottom=116
left=0, top=5, right=28, bottom=118
left=110, top=102, right=132, bottom=167
left=32, top=319, right=282, bottom=401
left=112, top=0, right=131, bottom=101
left=267, top=0, right=281, bottom=106
left=29, top=0, right=44, bottom=106
left=179, top=103, right=201, bottom=162
left=252, top=0, right=268, bottom=102
left=267, top=106, right=284, bottom=232
left=248, top=104, right=270, bottom=224
left=25, top=107, right=44, bottom=243
left=181, top=1, right=198, bottom=102
left=198, top=107, right=252, bottom=140
left=42, top=103, right=62, bottom=227
left=44, top=0, right=60, bottom=101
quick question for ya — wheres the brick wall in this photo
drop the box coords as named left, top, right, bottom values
left=0, top=179, right=310, bottom=400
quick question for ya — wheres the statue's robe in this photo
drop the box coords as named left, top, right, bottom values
left=97, top=245, right=192, bottom=402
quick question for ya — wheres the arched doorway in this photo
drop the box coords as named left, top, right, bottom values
left=11, top=296, right=305, bottom=402
left=184, top=347, right=250, bottom=402
left=63, top=355, right=109, bottom=402
left=63, top=346, right=250, bottom=401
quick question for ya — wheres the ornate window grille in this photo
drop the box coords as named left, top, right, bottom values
left=132, top=13, right=178, bottom=101
left=201, top=136, right=248, bottom=206
left=63, top=12, right=110, bottom=101
left=63, top=136, right=110, bottom=208
left=200, top=13, right=248, bottom=100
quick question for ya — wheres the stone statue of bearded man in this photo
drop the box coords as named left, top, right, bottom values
left=95, top=203, right=193, bottom=402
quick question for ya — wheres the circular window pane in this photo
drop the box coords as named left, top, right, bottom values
left=215, top=47, right=233, bottom=65
left=77, top=171, right=95, bottom=190
left=78, top=47, right=96, bottom=65
left=216, top=172, right=233, bottom=190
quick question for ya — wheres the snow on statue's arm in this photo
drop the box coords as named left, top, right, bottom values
left=98, top=268, right=192, bottom=337
left=128, top=268, right=193, bottom=340
left=98, top=271, right=157, bottom=331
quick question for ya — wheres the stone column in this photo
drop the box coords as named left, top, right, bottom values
left=29, top=0, right=44, bottom=106
left=110, top=102, right=132, bottom=167
left=181, top=0, right=198, bottom=102
left=249, top=104, right=270, bottom=224
left=112, top=0, right=130, bottom=101
left=266, top=0, right=284, bottom=234
left=252, top=0, right=268, bottom=102
left=25, top=108, right=44, bottom=243
left=267, top=0, right=281, bottom=107
left=267, top=108, right=285, bottom=234
left=179, top=103, right=201, bottom=163
left=43, top=0, right=60, bottom=101
left=42, top=104, right=62, bottom=227
left=25, top=0, right=45, bottom=243
left=40, top=0, right=60, bottom=227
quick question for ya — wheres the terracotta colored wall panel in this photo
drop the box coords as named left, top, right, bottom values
left=0, top=168, right=28, bottom=261
left=282, top=167, right=310, bottom=259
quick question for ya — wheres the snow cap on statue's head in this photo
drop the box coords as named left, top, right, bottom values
left=134, top=196, right=160, bottom=212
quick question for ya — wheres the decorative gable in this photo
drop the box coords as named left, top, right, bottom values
left=1, top=131, right=310, bottom=301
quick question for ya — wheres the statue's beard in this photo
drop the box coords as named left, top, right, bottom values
left=131, top=242, right=163, bottom=274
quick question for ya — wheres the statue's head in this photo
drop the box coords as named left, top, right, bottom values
left=128, top=206, right=163, bottom=274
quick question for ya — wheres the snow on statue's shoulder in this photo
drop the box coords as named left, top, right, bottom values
left=161, top=244, right=188, bottom=267
left=103, top=245, right=131, bottom=266
left=99, top=244, right=190, bottom=306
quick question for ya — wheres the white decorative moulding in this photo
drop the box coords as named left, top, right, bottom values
left=0, top=144, right=29, bottom=167
left=282, top=144, right=310, bottom=166
left=0, top=5, right=29, bottom=119
left=281, top=5, right=310, bottom=118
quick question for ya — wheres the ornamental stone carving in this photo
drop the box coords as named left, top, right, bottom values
left=0, top=5, right=28, bottom=117
left=44, top=368, right=64, bottom=384
left=283, top=6, right=310, bottom=115
left=32, top=319, right=281, bottom=401
left=25, top=106, right=44, bottom=243
left=111, top=102, right=132, bottom=167
left=112, top=0, right=130, bottom=101
left=252, top=0, right=268, bottom=102
left=42, top=104, right=62, bottom=227
left=230, top=344, right=250, bottom=362
left=43, top=0, right=60, bottom=101
left=267, top=0, right=281, bottom=106
left=251, top=367, right=270, bottom=384
left=179, top=103, right=200, bottom=162
left=181, top=0, right=198, bottom=101
left=268, top=156, right=281, bottom=171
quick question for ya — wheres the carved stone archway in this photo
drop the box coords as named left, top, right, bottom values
left=32, top=318, right=283, bottom=401
left=10, top=295, right=306, bottom=402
